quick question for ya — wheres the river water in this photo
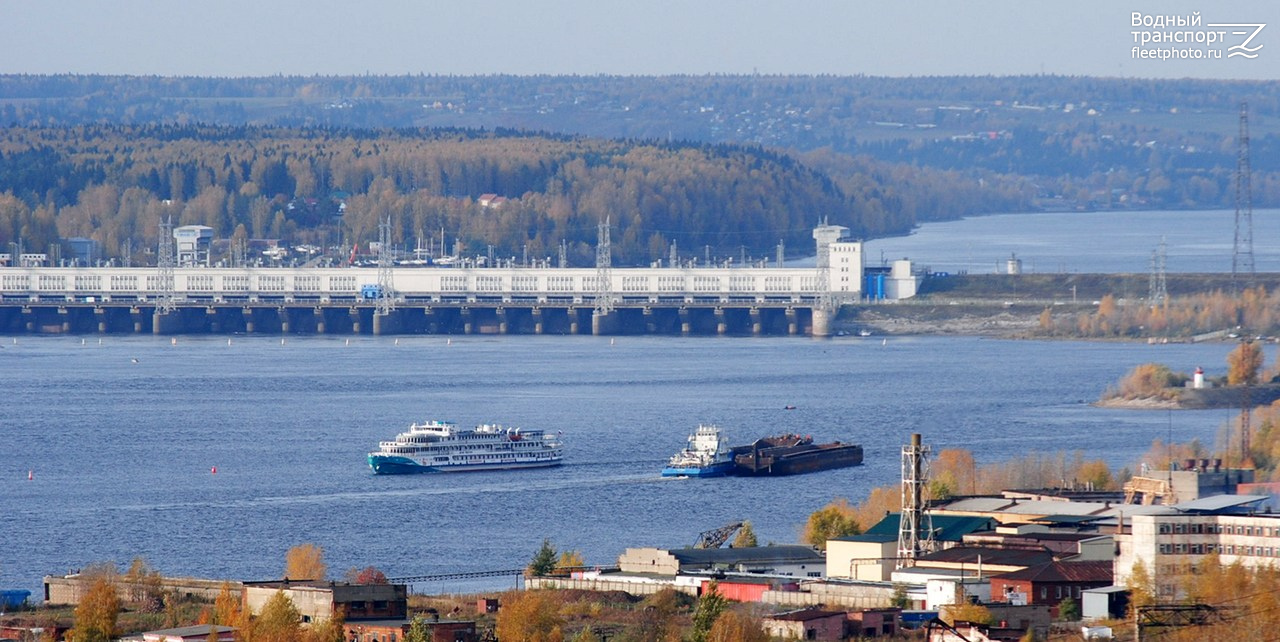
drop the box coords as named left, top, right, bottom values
left=0, top=332, right=1243, bottom=597
left=2, top=208, right=1270, bottom=598
left=865, top=208, right=1280, bottom=274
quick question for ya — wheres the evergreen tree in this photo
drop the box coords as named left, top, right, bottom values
left=689, top=581, right=728, bottom=642
left=527, top=539, right=558, bottom=577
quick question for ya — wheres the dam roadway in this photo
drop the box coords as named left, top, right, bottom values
left=0, top=264, right=844, bottom=337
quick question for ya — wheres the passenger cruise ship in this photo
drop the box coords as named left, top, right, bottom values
left=368, top=420, right=564, bottom=474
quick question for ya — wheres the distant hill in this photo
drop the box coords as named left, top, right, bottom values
left=0, top=124, right=970, bottom=266
left=2, top=74, right=1278, bottom=263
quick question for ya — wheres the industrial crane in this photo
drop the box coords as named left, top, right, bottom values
left=693, top=520, right=744, bottom=549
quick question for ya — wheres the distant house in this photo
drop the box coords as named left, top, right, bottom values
left=476, top=194, right=507, bottom=208
left=763, top=609, right=847, bottom=641
left=618, top=545, right=825, bottom=578
left=345, top=618, right=477, bottom=642
left=241, top=580, right=407, bottom=623
left=989, top=561, right=1113, bottom=613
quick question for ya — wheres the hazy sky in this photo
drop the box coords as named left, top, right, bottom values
left=2, top=0, right=1276, bottom=79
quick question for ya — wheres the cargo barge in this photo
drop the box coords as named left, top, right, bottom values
left=730, top=434, right=864, bottom=476
left=661, top=430, right=863, bottom=477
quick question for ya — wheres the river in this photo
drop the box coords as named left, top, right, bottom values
left=0, top=331, right=1243, bottom=596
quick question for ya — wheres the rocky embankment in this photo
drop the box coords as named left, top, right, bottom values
left=1096, top=385, right=1280, bottom=410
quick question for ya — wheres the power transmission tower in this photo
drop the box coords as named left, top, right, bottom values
left=376, top=217, right=396, bottom=316
left=594, top=217, right=613, bottom=314
left=155, top=217, right=176, bottom=314
left=1148, top=237, right=1167, bottom=308
left=558, top=239, right=567, bottom=268
left=1233, top=102, right=1254, bottom=290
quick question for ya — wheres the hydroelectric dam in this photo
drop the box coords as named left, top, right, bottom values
left=0, top=225, right=917, bottom=337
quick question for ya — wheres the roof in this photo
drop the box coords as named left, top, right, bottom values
left=916, top=546, right=1054, bottom=569
left=990, top=561, right=1113, bottom=584
left=1083, top=585, right=1131, bottom=595
left=846, top=513, right=996, bottom=543
left=1172, top=494, right=1269, bottom=513
left=143, top=625, right=235, bottom=637
left=670, top=545, right=822, bottom=565
left=765, top=608, right=847, bottom=622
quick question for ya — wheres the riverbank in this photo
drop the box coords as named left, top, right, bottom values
left=838, top=272, right=1280, bottom=339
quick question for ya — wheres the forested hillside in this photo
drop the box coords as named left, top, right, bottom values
left=2, top=73, right=1277, bottom=213
left=1, top=124, right=1014, bottom=266
left=3, top=73, right=1276, bottom=266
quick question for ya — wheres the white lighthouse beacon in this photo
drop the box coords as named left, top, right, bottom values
left=1193, top=366, right=1205, bottom=389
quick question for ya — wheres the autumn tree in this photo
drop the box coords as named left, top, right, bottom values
left=284, top=543, right=327, bottom=581
left=1113, top=363, right=1186, bottom=400
left=706, top=610, right=768, bottom=642
left=213, top=582, right=245, bottom=629
left=69, top=576, right=120, bottom=642
left=802, top=499, right=862, bottom=550
left=630, top=588, right=686, bottom=642
left=930, top=449, right=977, bottom=499
left=942, top=601, right=994, bottom=626
left=527, top=539, right=558, bottom=577
left=249, top=590, right=301, bottom=642
left=405, top=616, right=432, bottom=642
left=494, top=590, right=566, bottom=642
left=344, top=566, right=388, bottom=585
left=124, top=557, right=165, bottom=612
left=731, top=521, right=759, bottom=548
left=554, top=550, right=585, bottom=575
left=1228, top=341, right=1265, bottom=386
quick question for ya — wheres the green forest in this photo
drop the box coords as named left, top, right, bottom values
left=0, top=124, right=1027, bottom=266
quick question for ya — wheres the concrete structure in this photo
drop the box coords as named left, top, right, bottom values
left=1081, top=586, right=1129, bottom=621
left=1113, top=498, right=1277, bottom=598
left=762, top=609, right=847, bottom=641
left=617, top=545, right=825, bottom=578
left=846, top=608, right=902, bottom=638
left=141, top=625, right=236, bottom=642
left=826, top=514, right=997, bottom=581
left=65, top=237, right=102, bottom=267
left=44, top=574, right=237, bottom=606
left=0, top=224, right=903, bottom=337
left=241, top=581, right=407, bottom=623
left=174, top=225, right=213, bottom=267
left=344, top=618, right=476, bottom=642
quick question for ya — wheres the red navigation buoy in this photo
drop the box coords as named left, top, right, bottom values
left=211, top=466, right=217, bottom=474
left=28, top=470, right=33, bottom=481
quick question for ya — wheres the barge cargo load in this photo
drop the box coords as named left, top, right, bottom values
left=730, top=434, right=863, bottom=476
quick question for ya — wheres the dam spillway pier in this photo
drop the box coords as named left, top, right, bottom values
left=0, top=266, right=838, bottom=337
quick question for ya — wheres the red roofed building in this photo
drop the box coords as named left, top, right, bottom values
left=989, top=561, right=1113, bottom=615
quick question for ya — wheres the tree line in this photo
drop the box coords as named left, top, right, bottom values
left=0, top=123, right=1023, bottom=266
